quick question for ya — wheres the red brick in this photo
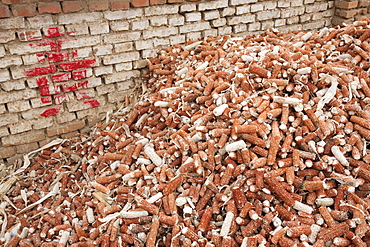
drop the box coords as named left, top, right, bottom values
left=336, top=9, right=359, bottom=18
left=89, top=1, right=109, bottom=11
left=359, top=7, right=368, bottom=14
left=11, top=4, right=37, bottom=17
left=1, top=130, right=45, bottom=146
left=46, top=120, right=85, bottom=137
left=3, top=0, right=40, bottom=4
left=131, top=0, right=149, bottom=7
left=0, top=146, right=16, bottom=159
left=2, top=0, right=25, bottom=4
left=110, top=0, right=130, bottom=10
left=38, top=2, right=62, bottom=14
left=359, top=0, right=370, bottom=7
left=150, top=0, right=166, bottom=5
left=62, top=1, right=83, bottom=13
left=335, top=0, right=358, bottom=9
left=6, top=154, right=23, bottom=165
left=0, top=4, right=10, bottom=18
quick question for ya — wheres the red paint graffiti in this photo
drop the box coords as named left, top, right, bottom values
left=25, top=64, right=57, bottom=77
left=41, top=96, right=52, bottom=104
left=53, top=84, right=63, bottom=94
left=77, top=80, right=89, bottom=89
left=39, top=86, right=51, bottom=96
left=36, top=54, right=45, bottom=63
left=58, top=59, right=96, bottom=71
left=30, top=40, right=60, bottom=52
left=18, top=31, right=42, bottom=41
left=76, top=92, right=91, bottom=100
left=40, top=106, right=62, bottom=117
left=52, top=73, right=71, bottom=83
left=72, top=70, right=87, bottom=80
left=47, top=52, right=69, bottom=62
left=54, top=94, right=71, bottom=105
left=45, top=27, right=64, bottom=38
left=72, top=50, right=78, bottom=58
left=36, top=76, right=49, bottom=87
left=63, top=83, right=77, bottom=93
left=83, top=100, right=100, bottom=108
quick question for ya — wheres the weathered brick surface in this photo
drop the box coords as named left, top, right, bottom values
left=76, top=103, right=116, bottom=119
left=11, top=4, right=37, bottom=17
left=32, top=117, right=53, bottom=129
left=150, top=16, right=167, bottom=26
left=257, top=10, right=280, bottom=21
left=145, top=5, right=178, bottom=16
left=38, top=2, right=62, bottom=14
left=1, top=130, right=45, bottom=146
left=110, top=0, right=130, bottom=10
left=0, top=126, right=9, bottom=137
left=358, top=0, right=370, bottom=7
left=0, top=113, right=18, bottom=127
left=105, top=70, right=141, bottom=84
left=89, top=22, right=109, bottom=35
left=281, top=6, right=305, bottom=18
left=180, top=3, right=196, bottom=12
left=335, top=0, right=359, bottom=9
left=0, top=4, right=10, bottom=17
left=0, top=105, right=5, bottom=115
left=9, top=121, right=32, bottom=134
left=62, top=1, right=83, bottom=13
left=132, top=0, right=149, bottom=7
left=0, top=17, right=26, bottom=29
left=88, top=1, right=109, bottom=11
left=56, top=111, right=76, bottom=124
left=0, top=88, right=37, bottom=104
left=65, top=23, right=89, bottom=35
left=61, top=36, right=100, bottom=50
left=0, top=31, right=15, bottom=43
left=115, top=61, right=133, bottom=71
left=198, top=0, right=228, bottom=11
left=58, top=12, right=102, bottom=25
left=28, top=15, right=54, bottom=28
left=203, top=10, right=220, bottom=20
left=104, top=9, right=143, bottom=20
left=96, top=84, right=116, bottom=96
left=0, top=146, right=16, bottom=159
left=336, top=8, right=359, bottom=18
left=180, top=22, right=211, bottom=33
left=227, top=14, right=255, bottom=25
left=15, top=142, right=39, bottom=154
left=185, top=12, right=202, bottom=22
left=7, top=100, right=30, bottom=113
left=0, top=69, right=10, bottom=82
left=169, top=15, right=185, bottom=26
left=94, top=65, right=113, bottom=76
left=46, top=120, right=85, bottom=136
left=132, top=20, right=150, bottom=30
left=143, top=26, right=178, bottom=38
left=102, top=51, right=140, bottom=65
left=103, top=32, right=141, bottom=43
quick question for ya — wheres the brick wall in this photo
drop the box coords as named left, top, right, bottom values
left=0, top=0, right=368, bottom=163
left=333, top=0, right=370, bottom=25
